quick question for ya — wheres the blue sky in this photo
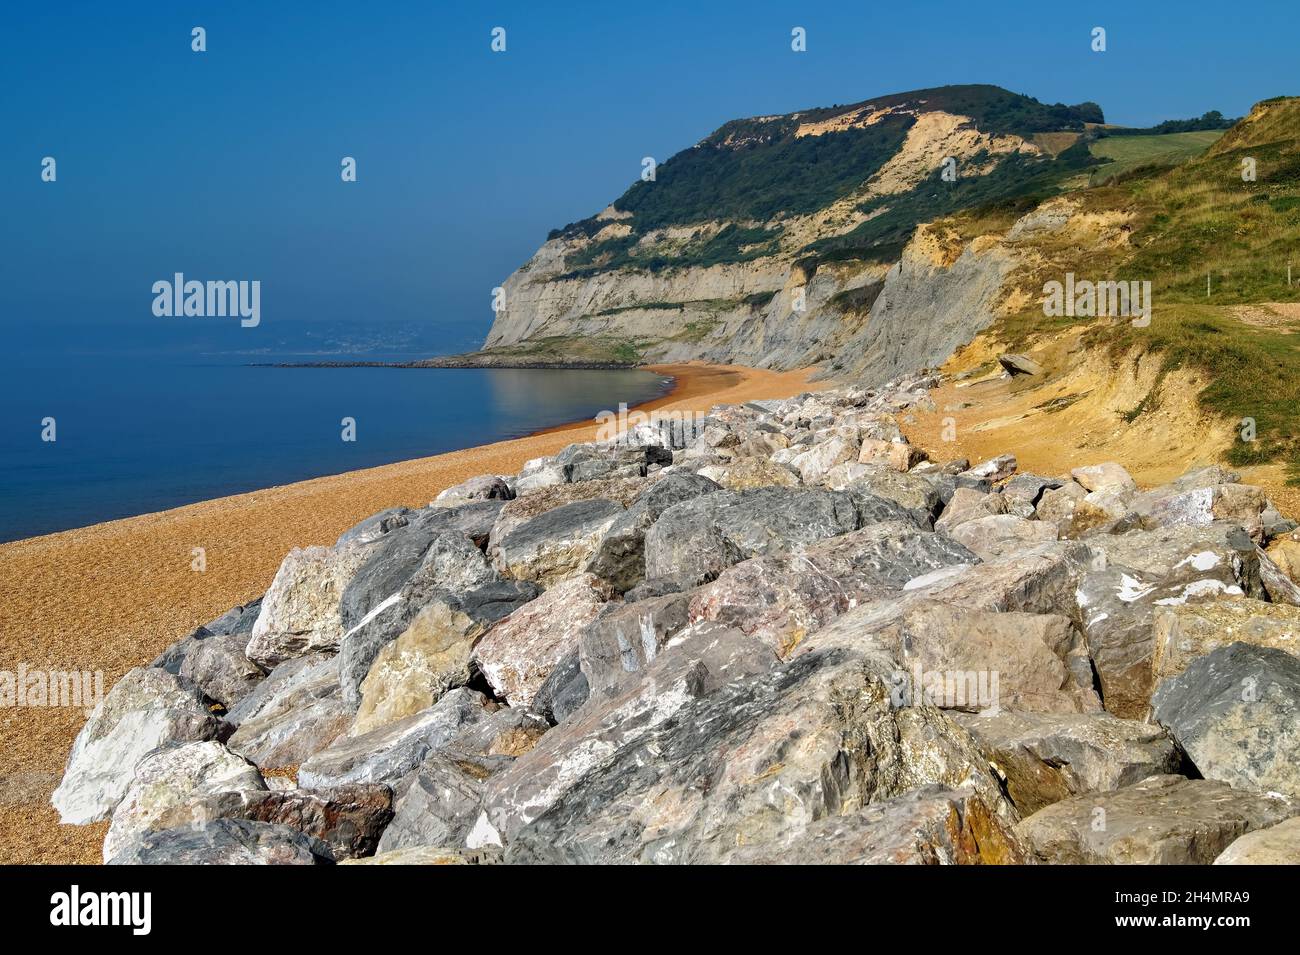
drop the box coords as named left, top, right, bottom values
left=2, top=0, right=1295, bottom=343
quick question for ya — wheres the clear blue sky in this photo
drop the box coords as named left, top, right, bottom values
left=2, top=0, right=1295, bottom=340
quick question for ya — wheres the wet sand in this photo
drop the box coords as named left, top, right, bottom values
left=0, top=362, right=820, bottom=864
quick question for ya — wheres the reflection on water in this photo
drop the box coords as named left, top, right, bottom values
left=0, top=363, right=672, bottom=543
left=484, top=368, right=672, bottom=436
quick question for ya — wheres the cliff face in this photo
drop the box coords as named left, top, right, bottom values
left=480, top=85, right=1101, bottom=383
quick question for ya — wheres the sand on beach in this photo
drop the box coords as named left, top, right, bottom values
left=0, top=362, right=820, bottom=864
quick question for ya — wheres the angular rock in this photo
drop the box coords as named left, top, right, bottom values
left=529, top=648, right=589, bottom=724
left=338, top=577, right=536, bottom=711
left=1134, top=482, right=1268, bottom=541
left=1214, top=817, right=1300, bottom=865
left=870, top=601, right=1099, bottom=714
left=177, top=632, right=266, bottom=709
left=697, top=458, right=801, bottom=491
left=934, top=487, right=1006, bottom=532
left=1015, top=775, right=1297, bottom=864
left=998, top=353, right=1043, bottom=376
left=582, top=473, right=720, bottom=592
left=472, top=574, right=614, bottom=706
left=1151, top=643, right=1300, bottom=797
left=1070, top=462, right=1136, bottom=495
left=450, top=705, right=550, bottom=758
left=962, top=454, right=1017, bottom=483
left=580, top=592, right=693, bottom=698
left=245, top=542, right=374, bottom=668
left=945, top=514, right=1057, bottom=560
left=728, top=786, right=1026, bottom=864
left=689, top=522, right=978, bottom=658
left=433, top=474, right=513, bottom=507
left=488, top=629, right=1011, bottom=863
left=830, top=466, right=942, bottom=527
left=103, top=741, right=266, bottom=861
left=1152, top=597, right=1300, bottom=680
left=377, top=751, right=512, bottom=853
left=297, top=688, right=490, bottom=789
left=226, top=654, right=351, bottom=768
left=952, top=711, right=1179, bottom=816
left=352, top=597, right=490, bottom=736
left=490, top=498, right=623, bottom=586
left=150, top=784, right=394, bottom=860
left=52, top=667, right=228, bottom=825
left=790, top=434, right=859, bottom=483
left=336, top=507, right=414, bottom=547
left=644, top=487, right=862, bottom=587
left=107, top=818, right=331, bottom=865
left=903, top=541, right=1100, bottom=620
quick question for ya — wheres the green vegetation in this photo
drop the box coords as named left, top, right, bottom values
left=551, top=85, right=1102, bottom=246
left=1087, top=130, right=1225, bottom=185
left=987, top=97, right=1300, bottom=476
left=1105, top=111, right=1237, bottom=136
left=560, top=224, right=783, bottom=278
left=615, top=115, right=915, bottom=229
left=808, top=142, right=1100, bottom=263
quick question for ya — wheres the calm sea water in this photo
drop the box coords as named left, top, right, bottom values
left=0, top=322, right=670, bottom=543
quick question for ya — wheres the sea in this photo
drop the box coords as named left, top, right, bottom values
left=0, top=321, right=671, bottom=543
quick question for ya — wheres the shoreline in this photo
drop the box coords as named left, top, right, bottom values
left=0, top=361, right=820, bottom=864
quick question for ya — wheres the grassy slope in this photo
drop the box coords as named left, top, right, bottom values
left=1087, top=130, right=1225, bottom=185
left=976, top=97, right=1300, bottom=477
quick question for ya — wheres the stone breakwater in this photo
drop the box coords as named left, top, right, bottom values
left=50, top=373, right=1300, bottom=864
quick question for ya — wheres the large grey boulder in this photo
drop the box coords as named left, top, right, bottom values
left=1015, top=775, right=1297, bottom=864
left=944, top=514, right=1057, bottom=560
left=103, top=740, right=266, bottom=861
left=688, top=522, right=978, bottom=658
left=179, top=633, right=266, bottom=709
left=149, top=597, right=263, bottom=680
left=1133, top=481, right=1269, bottom=541
left=487, top=626, right=1012, bottom=863
left=472, top=574, right=614, bottom=706
left=643, top=487, right=863, bottom=587
left=554, top=442, right=672, bottom=483
left=529, top=649, right=589, bottom=724
left=107, top=818, right=332, bottom=865
left=490, top=498, right=624, bottom=586
left=52, top=667, right=229, bottom=825
left=1151, top=643, right=1300, bottom=797
left=1076, top=524, right=1265, bottom=717
left=583, top=473, right=720, bottom=592
left=902, top=540, right=1100, bottom=620
left=726, top=786, right=1026, bottom=865
left=952, top=711, right=1179, bottom=816
left=579, top=592, right=694, bottom=699
left=828, top=465, right=942, bottom=527
left=869, top=601, right=1100, bottom=714
left=226, top=654, right=351, bottom=768
left=148, top=784, right=393, bottom=861
left=297, top=688, right=491, bottom=790
left=245, top=542, right=375, bottom=668
left=433, top=475, right=513, bottom=507
left=377, top=751, right=513, bottom=853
